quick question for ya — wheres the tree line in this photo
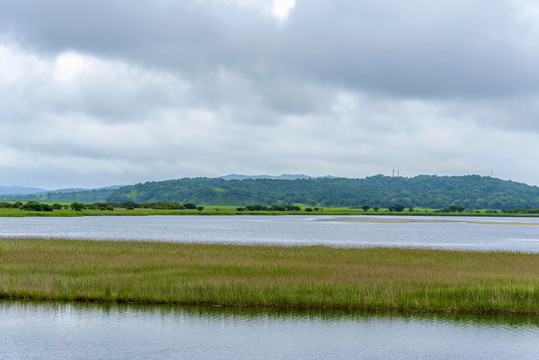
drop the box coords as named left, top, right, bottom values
left=0, top=201, right=204, bottom=212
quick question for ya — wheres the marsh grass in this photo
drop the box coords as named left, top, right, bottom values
left=1, top=206, right=538, bottom=217
left=0, top=238, right=538, bottom=313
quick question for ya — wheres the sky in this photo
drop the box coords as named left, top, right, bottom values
left=0, top=0, right=538, bottom=189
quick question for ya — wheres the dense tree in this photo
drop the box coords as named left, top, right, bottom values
left=21, top=201, right=53, bottom=211
left=388, top=204, right=405, bottom=212
left=439, top=204, right=466, bottom=213
left=70, top=202, right=86, bottom=211
left=502, top=207, right=539, bottom=214
left=121, top=201, right=138, bottom=210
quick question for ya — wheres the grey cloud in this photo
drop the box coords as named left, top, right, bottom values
left=0, top=1, right=538, bottom=188
left=283, top=0, right=539, bottom=98
left=253, top=77, right=332, bottom=115
left=441, top=96, right=539, bottom=133
left=3, top=0, right=539, bottom=103
left=0, top=46, right=191, bottom=124
left=0, top=1, right=274, bottom=73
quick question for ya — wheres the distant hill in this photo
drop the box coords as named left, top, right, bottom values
left=219, top=174, right=336, bottom=180
left=106, top=175, right=539, bottom=209
left=48, top=185, right=123, bottom=194
left=0, top=186, right=123, bottom=202
left=0, top=186, right=47, bottom=195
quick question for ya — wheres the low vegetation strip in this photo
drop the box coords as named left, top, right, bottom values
left=0, top=238, right=538, bottom=313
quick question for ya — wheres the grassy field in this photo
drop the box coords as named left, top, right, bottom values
left=1, top=238, right=538, bottom=313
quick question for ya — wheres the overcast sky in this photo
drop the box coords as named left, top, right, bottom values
left=1, top=0, right=538, bottom=189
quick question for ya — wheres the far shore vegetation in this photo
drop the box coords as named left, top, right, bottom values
left=1, top=238, right=538, bottom=314
left=0, top=200, right=537, bottom=217
left=2, top=175, right=538, bottom=210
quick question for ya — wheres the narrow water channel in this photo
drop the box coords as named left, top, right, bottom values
left=0, top=215, right=538, bottom=251
left=2, top=301, right=538, bottom=360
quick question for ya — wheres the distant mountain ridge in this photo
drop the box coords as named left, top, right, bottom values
left=49, top=185, right=123, bottom=193
left=106, top=175, right=539, bottom=209
left=0, top=186, right=48, bottom=195
left=0, top=185, right=124, bottom=202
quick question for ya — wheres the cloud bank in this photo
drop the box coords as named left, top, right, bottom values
left=0, top=0, right=537, bottom=188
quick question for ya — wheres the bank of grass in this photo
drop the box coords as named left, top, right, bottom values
left=0, top=206, right=375, bottom=216
left=1, top=238, right=538, bottom=313
left=1, top=207, right=537, bottom=217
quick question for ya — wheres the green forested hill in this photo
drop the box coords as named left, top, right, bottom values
left=106, top=175, right=539, bottom=209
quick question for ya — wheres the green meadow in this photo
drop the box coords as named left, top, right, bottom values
left=0, top=206, right=537, bottom=217
left=1, top=238, right=538, bottom=313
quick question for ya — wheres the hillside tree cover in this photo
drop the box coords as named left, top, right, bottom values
left=106, top=175, right=539, bottom=210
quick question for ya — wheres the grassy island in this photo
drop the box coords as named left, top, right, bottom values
left=1, top=238, right=538, bottom=314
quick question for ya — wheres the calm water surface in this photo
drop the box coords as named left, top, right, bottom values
left=1, top=301, right=539, bottom=360
left=0, top=215, right=538, bottom=252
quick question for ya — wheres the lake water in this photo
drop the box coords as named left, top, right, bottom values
left=1, top=215, right=538, bottom=358
left=0, top=215, right=538, bottom=252
left=1, top=301, right=539, bottom=360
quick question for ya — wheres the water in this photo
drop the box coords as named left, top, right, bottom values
left=1, top=301, right=538, bottom=360
left=0, top=215, right=538, bottom=252
left=1, top=215, right=538, bottom=358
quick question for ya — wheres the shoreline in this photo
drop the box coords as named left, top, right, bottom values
left=0, top=208, right=538, bottom=218
left=1, top=238, right=538, bottom=314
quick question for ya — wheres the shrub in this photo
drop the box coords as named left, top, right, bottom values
left=71, top=202, right=86, bottom=211
left=21, top=201, right=53, bottom=212
left=388, top=204, right=405, bottom=212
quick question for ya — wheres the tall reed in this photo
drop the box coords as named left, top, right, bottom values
left=1, top=238, right=537, bottom=313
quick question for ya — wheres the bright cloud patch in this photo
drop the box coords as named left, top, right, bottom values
left=272, top=0, right=295, bottom=18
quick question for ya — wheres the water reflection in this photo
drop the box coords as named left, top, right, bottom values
left=2, top=301, right=538, bottom=360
